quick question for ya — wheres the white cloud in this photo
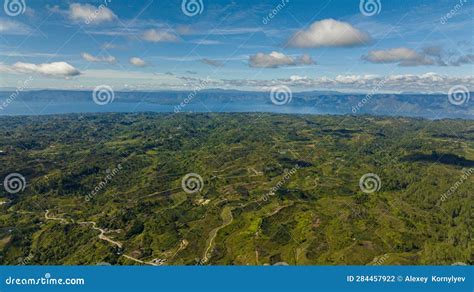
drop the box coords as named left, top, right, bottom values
left=69, top=3, right=116, bottom=24
left=81, top=52, right=116, bottom=64
left=0, top=62, right=81, bottom=77
left=288, top=19, right=371, bottom=48
left=129, top=57, right=147, bottom=67
left=362, top=46, right=474, bottom=67
left=0, top=19, right=32, bottom=35
left=362, top=47, right=434, bottom=66
left=142, top=29, right=178, bottom=42
left=220, top=73, right=474, bottom=92
left=3, top=68, right=471, bottom=93
left=249, top=52, right=315, bottom=68
left=0, top=51, right=59, bottom=58
left=290, top=75, right=308, bottom=81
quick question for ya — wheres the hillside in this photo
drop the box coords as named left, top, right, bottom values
left=0, top=113, right=472, bottom=265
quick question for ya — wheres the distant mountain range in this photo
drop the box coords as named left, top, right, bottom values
left=0, top=89, right=472, bottom=119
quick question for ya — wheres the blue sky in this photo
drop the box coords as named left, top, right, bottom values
left=0, top=0, right=473, bottom=92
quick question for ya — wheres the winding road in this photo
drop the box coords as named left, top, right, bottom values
left=78, top=221, right=123, bottom=249
left=44, top=210, right=162, bottom=266
left=202, top=206, right=235, bottom=263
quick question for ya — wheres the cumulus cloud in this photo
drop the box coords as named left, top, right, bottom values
left=200, top=58, right=224, bottom=67
left=81, top=52, right=116, bottom=64
left=0, top=62, right=81, bottom=77
left=142, top=29, right=178, bottom=42
left=219, top=73, right=474, bottom=92
left=249, top=52, right=315, bottom=68
left=68, top=3, right=116, bottom=24
left=363, top=46, right=474, bottom=67
left=288, top=19, right=371, bottom=48
left=362, top=47, right=434, bottom=66
left=129, top=57, right=147, bottom=67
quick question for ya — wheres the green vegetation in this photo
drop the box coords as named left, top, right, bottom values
left=0, top=113, right=472, bottom=265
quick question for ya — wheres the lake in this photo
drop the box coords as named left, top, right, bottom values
left=0, top=100, right=470, bottom=119
left=0, top=101, right=329, bottom=116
